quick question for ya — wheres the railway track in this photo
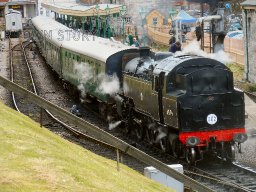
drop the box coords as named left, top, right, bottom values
left=10, top=37, right=147, bottom=179
left=9, top=37, right=256, bottom=192
left=10, top=38, right=39, bottom=116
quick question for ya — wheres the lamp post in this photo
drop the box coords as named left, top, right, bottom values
left=175, top=16, right=182, bottom=43
left=119, top=5, right=126, bottom=43
left=95, top=4, right=100, bottom=37
left=105, top=4, right=110, bottom=38
left=139, top=7, right=147, bottom=46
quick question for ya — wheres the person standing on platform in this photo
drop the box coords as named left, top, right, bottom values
left=169, top=36, right=176, bottom=45
left=169, top=41, right=181, bottom=53
left=128, top=33, right=134, bottom=46
left=195, top=23, right=202, bottom=41
left=133, top=37, right=140, bottom=47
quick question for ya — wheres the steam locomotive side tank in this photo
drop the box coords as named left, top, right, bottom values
left=118, top=49, right=247, bottom=163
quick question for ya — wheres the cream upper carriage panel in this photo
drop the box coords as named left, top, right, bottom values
left=32, top=16, right=70, bottom=47
left=62, top=36, right=135, bottom=63
left=32, top=16, right=136, bottom=62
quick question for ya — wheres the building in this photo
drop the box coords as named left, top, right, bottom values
left=241, top=0, right=256, bottom=83
left=0, top=0, right=37, bottom=23
left=114, top=0, right=174, bottom=40
left=42, top=0, right=197, bottom=44
left=41, top=1, right=125, bottom=39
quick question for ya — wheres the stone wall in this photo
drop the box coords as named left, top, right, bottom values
left=243, top=9, right=256, bottom=83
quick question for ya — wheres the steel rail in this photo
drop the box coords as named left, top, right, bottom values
left=9, top=37, right=21, bottom=112
left=21, top=40, right=117, bottom=150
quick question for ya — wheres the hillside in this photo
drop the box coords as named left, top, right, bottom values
left=0, top=101, right=174, bottom=192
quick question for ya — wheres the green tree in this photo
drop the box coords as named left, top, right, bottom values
left=230, top=0, right=245, bottom=14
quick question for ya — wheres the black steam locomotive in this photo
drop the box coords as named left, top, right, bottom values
left=116, top=48, right=247, bottom=163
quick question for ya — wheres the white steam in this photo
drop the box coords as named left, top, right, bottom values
left=96, top=73, right=120, bottom=95
left=108, top=121, right=122, bottom=130
left=74, top=61, right=94, bottom=83
left=74, top=61, right=94, bottom=97
left=123, top=82, right=130, bottom=94
left=176, top=40, right=233, bottom=64
left=73, top=62, right=122, bottom=96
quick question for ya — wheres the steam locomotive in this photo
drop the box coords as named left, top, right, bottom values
left=32, top=16, right=247, bottom=164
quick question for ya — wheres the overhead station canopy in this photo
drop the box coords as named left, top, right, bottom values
left=174, top=10, right=197, bottom=23
left=41, top=1, right=123, bottom=16
left=241, top=0, right=256, bottom=6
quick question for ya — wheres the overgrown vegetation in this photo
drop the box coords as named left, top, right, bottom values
left=150, top=42, right=169, bottom=52
left=0, top=102, right=174, bottom=192
left=227, top=63, right=256, bottom=93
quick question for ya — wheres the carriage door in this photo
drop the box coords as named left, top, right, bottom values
left=151, top=72, right=165, bottom=123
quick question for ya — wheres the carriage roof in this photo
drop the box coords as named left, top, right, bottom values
left=5, top=9, right=21, bottom=16
left=32, top=16, right=137, bottom=62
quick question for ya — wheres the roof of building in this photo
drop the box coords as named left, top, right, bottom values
left=41, top=1, right=123, bottom=17
left=173, top=10, right=197, bottom=23
left=241, top=0, right=256, bottom=6
left=32, top=16, right=136, bottom=63
left=0, top=0, right=36, bottom=6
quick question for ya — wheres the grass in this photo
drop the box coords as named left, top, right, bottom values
left=227, top=63, right=256, bottom=92
left=0, top=101, right=174, bottom=192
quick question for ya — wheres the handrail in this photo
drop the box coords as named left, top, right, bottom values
left=0, top=75, right=213, bottom=192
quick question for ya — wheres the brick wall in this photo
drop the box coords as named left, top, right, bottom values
left=224, top=37, right=244, bottom=65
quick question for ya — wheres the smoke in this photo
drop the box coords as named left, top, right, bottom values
left=124, top=58, right=138, bottom=73
left=108, top=121, right=122, bottom=130
left=74, top=61, right=94, bottom=84
left=73, top=61, right=122, bottom=97
left=124, top=58, right=154, bottom=74
left=74, top=61, right=94, bottom=97
left=176, top=40, right=233, bottom=64
left=96, top=73, right=120, bottom=95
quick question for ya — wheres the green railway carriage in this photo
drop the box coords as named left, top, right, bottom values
left=32, top=16, right=137, bottom=103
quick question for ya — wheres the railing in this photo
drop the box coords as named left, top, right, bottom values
left=0, top=75, right=213, bottom=192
